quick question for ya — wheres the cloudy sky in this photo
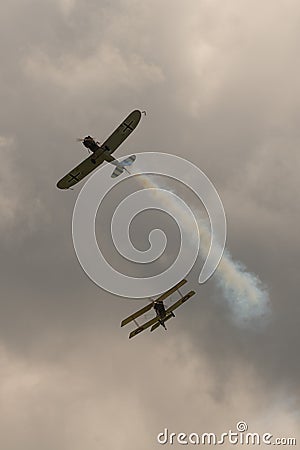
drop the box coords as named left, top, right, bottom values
left=1, top=0, right=300, bottom=448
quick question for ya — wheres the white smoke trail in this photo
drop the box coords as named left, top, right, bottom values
left=136, top=174, right=271, bottom=328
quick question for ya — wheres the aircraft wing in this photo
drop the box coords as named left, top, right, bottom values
left=128, top=291, right=196, bottom=338
left=129, top=316, right=160, bottom=339
left=121, top=280, right=187, bottom=327
left=121, top=302, right=153, bottom=327
left=155, top=279, right=187, bottom=303
left=56, top=153, right=107, bottom=189
left=165, top=290, right=196, bottom=314
left=100, top=109, right=142, bottom=154
left=57, top=109, right=142, bottom=189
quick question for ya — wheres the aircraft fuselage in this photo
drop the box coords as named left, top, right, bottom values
left=154, top=301, right=167, bottom=319
left=154, top=301, right=174, bottom=330
left=82, top=136, right=117, bottom=165
left=83, top=136, right=100, bottom=153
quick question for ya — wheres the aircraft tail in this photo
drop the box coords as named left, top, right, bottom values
left=111, top=155, right=136, bottom=178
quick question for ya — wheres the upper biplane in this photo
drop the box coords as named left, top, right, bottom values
left=121, top=279, right=196, bottom=339
left=57, top=109, right=142, bottom=189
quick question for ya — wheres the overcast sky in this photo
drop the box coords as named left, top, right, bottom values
left=1, top=0, right=300, bottom=448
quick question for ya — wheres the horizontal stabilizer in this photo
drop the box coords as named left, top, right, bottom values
left=150, top=321, right=160, bottom=333
left=111, top=155, right=136, bottom=178
left=120, top=155, right=136, bottom=166
left=111, top=166, right=124, bottom=178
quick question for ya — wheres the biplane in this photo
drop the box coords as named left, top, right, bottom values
left=121, top=279, right=196, bottom=339
left=57, top=109, right=142, bottom=189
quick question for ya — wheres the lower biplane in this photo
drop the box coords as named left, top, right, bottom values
left=121, top=279, right=196, bottom=339
left=57, top=109, right=142, bottom=189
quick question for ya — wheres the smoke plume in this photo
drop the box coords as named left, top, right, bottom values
left=136, top=173, right=271, bottom=328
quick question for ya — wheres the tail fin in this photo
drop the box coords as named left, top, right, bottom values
left=111, top=155, right=136, bottom=178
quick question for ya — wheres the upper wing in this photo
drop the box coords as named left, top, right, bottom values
left=100, top=109, right=142, bottom=154
left=165, top=290, right=196, bottom=314
left=129, top=316, right=160, bottom=339
left=155, top=279, right=187, bottom=303
left=121, top=302, right=153, bottom=327
left=57, top=153, right=106, bottom=189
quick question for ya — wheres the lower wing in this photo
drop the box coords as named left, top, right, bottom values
left=129, top=316, right=160, bottom=339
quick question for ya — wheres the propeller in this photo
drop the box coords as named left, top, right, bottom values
left=76, top=137, right=100, bottom=144
left=76, top=136, right=101, bottom=155
left=76, top=137, right=91, bottom=153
